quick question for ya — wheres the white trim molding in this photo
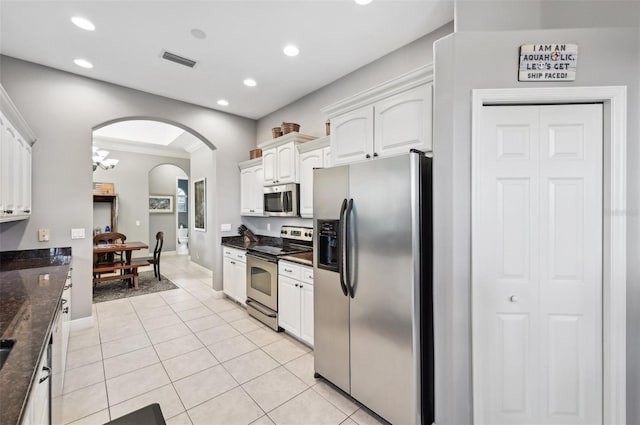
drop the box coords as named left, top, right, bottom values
left=321, top=63, right=434, bottom=118
left=70, top=315, right=95, bottom=332
left=470, top=86, right=627, bottom=425
left=0, top=84, right=37, bottom=145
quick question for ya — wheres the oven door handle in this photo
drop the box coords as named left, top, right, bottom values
left=246, top=299, right=277, bottom=318
left=246, top=252, right=278, bottom=263
left=338, top=199, right=348, bottom=297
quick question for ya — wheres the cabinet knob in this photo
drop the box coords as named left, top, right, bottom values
left=295, top=283, right=299, bottom=287
left=230, top=261, right=236, bottom=265
left=63, top=307, right=69, bottom=314
left=23, top=209, right=30, bottom=213
left=373, top=152, right=379, bottom=158
left=365, top=154, right=371, bottom=159
left=284, top=268, right=293, bottom=273
left=509, top=295, right=519, bottom=303
left=300, top=284, right=304, bottom=288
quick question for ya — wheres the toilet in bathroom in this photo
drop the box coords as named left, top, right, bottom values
left=177, top=226, right=189, bottom=255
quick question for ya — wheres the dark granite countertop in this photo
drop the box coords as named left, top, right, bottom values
left=0, top=248, right=71, bottom=425
left=221, top=235, right=282, bottom=250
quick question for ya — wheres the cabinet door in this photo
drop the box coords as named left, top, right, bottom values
left=300, top=281, right=314, bottom=346
left=234, top=260, right=247, bottom=305
left=223, top=257, right=236, bottom=299
left=278, top=276, right=301, bottom=335
left=322, top=147, right=331, bottom=168
left=253, top=166, right=264, bottom=214
left=263, top=148, right=277, bottom=185
left=21, top=142, right=31, bottom=215
left=276, top=142, right=296, bottom=184
left=1, top=117, right=16, bottom=218
left=299, top=149, right=323, bottom=218
left=374, top=84, right=432, bottom=158
left=330, top=106, right=374, bottom=166
left=240, top=168, right=254, bottom=215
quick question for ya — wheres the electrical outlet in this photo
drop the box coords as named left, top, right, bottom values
left=71, top=228, right=85, bottom=239
left=267, top=223, right=271, bottom=231
left=220, top=223, right=231, bottom=232
left=38, top=229, right=49, bottom=242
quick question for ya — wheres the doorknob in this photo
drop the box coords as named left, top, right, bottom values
left=509, top=295, right=519, bottom=303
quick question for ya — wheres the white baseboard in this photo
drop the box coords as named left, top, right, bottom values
left=70, top=315, right=94, bottom=331
left=163, top=250, right=177, bottom=256
left=211, top=289, right=224, bottom=299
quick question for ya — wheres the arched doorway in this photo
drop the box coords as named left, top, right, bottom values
left=91, top=118, right=210, bottom=256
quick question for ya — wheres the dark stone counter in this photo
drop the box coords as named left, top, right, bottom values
left=221, top=235, right=282, bottom=250
left=0, top=248, right=71, bottom=425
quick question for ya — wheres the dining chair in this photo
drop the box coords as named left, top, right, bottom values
left=93, top=232, right=127, bottom=264
left=134, top=231, right=164, bottom=281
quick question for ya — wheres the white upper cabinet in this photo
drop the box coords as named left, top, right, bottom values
left=0, top=85, right=36, bottom=223
left=330, top=107, right=374, bottom=165
left=258, top=133, right=316, bottom=186
left=239, top=158, right=264, bottom=216
left=322, top=65, right=433, bottom=166
left=275, top=141, right=296, bottom=184
left=374, top=84, right=432, bottom=158
left=297, top=136, right=330, bottom=218
left=299, top=150, right=323, bottom=218
left=262, top=149, right=277, bottom=184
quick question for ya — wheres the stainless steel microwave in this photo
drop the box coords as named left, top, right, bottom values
left=263, top=183, right=299, bottom=217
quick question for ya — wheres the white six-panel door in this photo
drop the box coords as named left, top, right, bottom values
left=473, top=104, right=603, bottom=424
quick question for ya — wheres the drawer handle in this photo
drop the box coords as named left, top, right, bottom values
left=63, top=307, right=69, bottom=314
left=230, top=261, right=236, bottom=265
left=237, top=255, right=243, bottom=259
left=284, top=268, right=293, bottom=273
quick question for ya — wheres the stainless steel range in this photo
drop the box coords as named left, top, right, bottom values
left=246, top=226, right=313, bottom=330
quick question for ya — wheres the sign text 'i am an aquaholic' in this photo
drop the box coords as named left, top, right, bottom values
left=519, top=44, right=578, bottom=82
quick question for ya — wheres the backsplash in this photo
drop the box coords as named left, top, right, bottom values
left=241, top=216, right=313, bottom=237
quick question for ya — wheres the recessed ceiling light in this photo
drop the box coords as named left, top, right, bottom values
left=71, top=16, right=95, bottom=31
left=217, top=99, right=229, bottom=106
left=354, top=0, right=372, bottom=4
left=243, top=78, right=257, bottom=87
left=190, top=28, right=206, bottom=40
left=74, top=58, right=93, bottom=69
left=283, top=45, right=299, bottom=57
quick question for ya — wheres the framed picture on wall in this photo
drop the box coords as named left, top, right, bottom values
left=149, top=195, right=174, bottom=213
left=194, top=178, right=206, bottom=231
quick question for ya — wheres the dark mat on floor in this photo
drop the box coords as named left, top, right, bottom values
left=93, top=271, right=178, bottom=303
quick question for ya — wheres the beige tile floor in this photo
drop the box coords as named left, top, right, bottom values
left=63, top=255, right=383, bottom=425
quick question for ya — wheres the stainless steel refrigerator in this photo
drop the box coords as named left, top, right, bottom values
left=313, top=151, right=434, bottom=424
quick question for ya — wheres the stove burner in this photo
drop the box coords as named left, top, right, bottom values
left=248, top=243, right=312, bottom=258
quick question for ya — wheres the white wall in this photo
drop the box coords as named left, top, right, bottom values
left=189, top=145, right=218, bottom=276
left=255, top=22, right=453, bottom=143
left=0, top=56, right=256, bottom=319
left=433, top=27, right=640, bottom=424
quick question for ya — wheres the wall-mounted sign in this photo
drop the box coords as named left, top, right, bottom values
left=519, top=44, right=578, bottom=81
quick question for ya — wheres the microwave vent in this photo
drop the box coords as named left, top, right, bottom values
left=161, top=50, right=197, bottom=68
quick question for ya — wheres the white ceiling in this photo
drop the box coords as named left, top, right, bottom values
left=0, top=0, right=453, bottom=120
left=93, top=120, right=201, bottom=158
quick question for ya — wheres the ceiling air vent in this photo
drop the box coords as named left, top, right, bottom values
left=161, top=50, right=197, bottom=68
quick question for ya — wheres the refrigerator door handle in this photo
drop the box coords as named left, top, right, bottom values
left=338, top=198, right=348, bottom=296
left=345, top=198, right=354, bottom=298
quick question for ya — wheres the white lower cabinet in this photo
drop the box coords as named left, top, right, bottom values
left=21, top=340, right=51, bottom=425
left=222, top=247, right=247, bottom=305
left=278, top=260, right=313, bottom=346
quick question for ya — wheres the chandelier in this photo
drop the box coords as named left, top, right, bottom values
left=92, top=146, right=119, bottom=171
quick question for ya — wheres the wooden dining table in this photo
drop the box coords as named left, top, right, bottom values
left=93, top=241, right=149, bottom=288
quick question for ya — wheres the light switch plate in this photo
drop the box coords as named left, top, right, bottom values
left=38, top=229, right=49, bottom=242
left=220, top=223, right=231, bottom=231
left=71, top=228, right=85, bottom=239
